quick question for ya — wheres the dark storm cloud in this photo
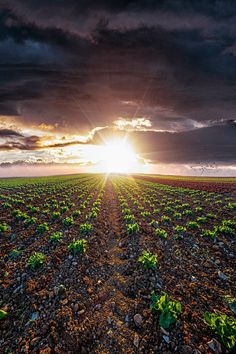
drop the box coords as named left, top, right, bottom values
left=0, top=128, right=22, bottom=136
left=0, top=0, right=236, bottom=165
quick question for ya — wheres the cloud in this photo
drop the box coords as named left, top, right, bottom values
left=90, top=121, right=236, bottom=164
left=0, top=1, right=235, bottom=173
left=0, top=128, right=22, bottom=136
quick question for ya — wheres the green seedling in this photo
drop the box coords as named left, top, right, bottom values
left=204, top=312, right=236, bottom=350
left=0, top=222, right=8, bottom=232
left=161, top=215, right=171, bottom=224
left=151, top=292, right=182, bottom=329
left=138, top=250, right=158, bottom=270
left=9, top=248, right=21, bottom=259
left=124, top=214, right=135, bottom=224
left=37, top=222, right=49, bottom=234
left=72, top=210, right=81, bottom=218
left=68, top=239, right=87, bottom=255
left=80, top=223, right=92, bottom=235
left=127, top=223, right=139, bottom=235
left=28, top=252, right=46, bottom=270
left=187, top=221, right=199, bottom=229
left=63, top=217, right=74, bottom=227
left=50, top=231, right=63, bottom=242
left=0, top=309, right=8, bottom=319
left=52, top=211, right=61, bottom=220
left=150, top=219, right=159, bottom=228
left=155, top=228, right=168, bottom=239
left=202, top=229, right=217, bottom=240
left=24, top=217, right=37, bottom=227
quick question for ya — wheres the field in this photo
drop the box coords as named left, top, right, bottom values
left=0, top=174, right=235, bottom=353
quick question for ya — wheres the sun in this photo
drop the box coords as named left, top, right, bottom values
left=99, top=139, right=138, bottom=173
left=85, top=138, right=146, bottom=173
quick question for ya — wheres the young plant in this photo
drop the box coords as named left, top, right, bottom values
left=187, top=221, right=199, bottom=230
left=197, top=216, right=207, bottom=224
left=204, top=312, right=236, bottom=350
left=27, top=252, right=46, bottom=270
left=9, top=248, right=21, bottom=260
left=0, top=222, right=8, bottom=233
left=161, top=215, right=171, bottom=224
left=63, top=216, right=74, bottom=227
left=173, top=225, right=186, bottom=238
left=68, top=239, right=87, bottom=256
left=150, top=219, right=159, bottom=228
left=127, top=223, right=139, bottom=235
left=138, top=250, right=158, bottom=270
left=72, top=210, right=81, bottom=218
left=24, top=217, right=37, bottom=227
left=124, top=214, right=135, bottom=224
left=37, top=222, right=49, bottom=234
left=0, top=309, right=7, bottom=319
left=50, top=231, right=63, bottom=242
left=151, top=292, right=182, bottom=329
left=202, top=229, right=217, bottom=240
left=141, top=211, right=151, bottom=217
left=155, top=228, right=168, bottom=239
left=80, top=223, right=92, bottom=235
left=52, top=211, right=61, bottom=220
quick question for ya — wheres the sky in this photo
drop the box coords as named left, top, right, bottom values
left=0, top=0, right=236, bottom=177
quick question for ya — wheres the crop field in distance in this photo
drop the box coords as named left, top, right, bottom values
left=0, top=173, right=235, bottom=353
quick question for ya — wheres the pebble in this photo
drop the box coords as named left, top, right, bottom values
left=134, top=313, right=143, bottom=327
left=74, top=303, right=79, bottom=312
left=218, top=271, right=228, bottom=280
left=191, top=276, right=197, bottom=282
left=72, top=262, right=78, bottom=266
left=133, top=333, right=139, bottom=348
left=207, top=338, right=222, bottom=353
left=31, top=312, right=39, bottom=321
left=78, top=309, right=85, bottom=315
left=163, top=335, right=170, bottom=344
left=95, top=304, right=101, bottom=310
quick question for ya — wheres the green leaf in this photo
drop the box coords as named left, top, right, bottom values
left=0, top=309, right=7, bottom=319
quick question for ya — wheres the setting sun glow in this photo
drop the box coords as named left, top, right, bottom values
left=86, top=139, right=147, bottom=173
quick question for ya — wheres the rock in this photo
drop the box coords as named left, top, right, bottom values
left=133, top=313, right=143, bottom=327
left=78, top=309, right=85, bottom=315
left=191, top=276, right=197, bottom=282
left=94, top=304, right=101, bottom=310
left=72, top=261, right=78, bottom=266
left=54, top=284, right=66, bottom=296
left=133, top=333, right=139, bottom=348
left=207, top=338, right=222, bottom=353
left=181, top=345, right=193, bottom=354
left=218, top=271, right=228, bottom=280
left=110, top=302, right=116, bottom=311
left=163, top=335, right=170, bottom=344
left=31, top=312, right=39, bottom=321
left=74, top=303, right=79, bottom=312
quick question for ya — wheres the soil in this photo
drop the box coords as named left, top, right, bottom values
left=0, top=175, right=235, bottom=354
